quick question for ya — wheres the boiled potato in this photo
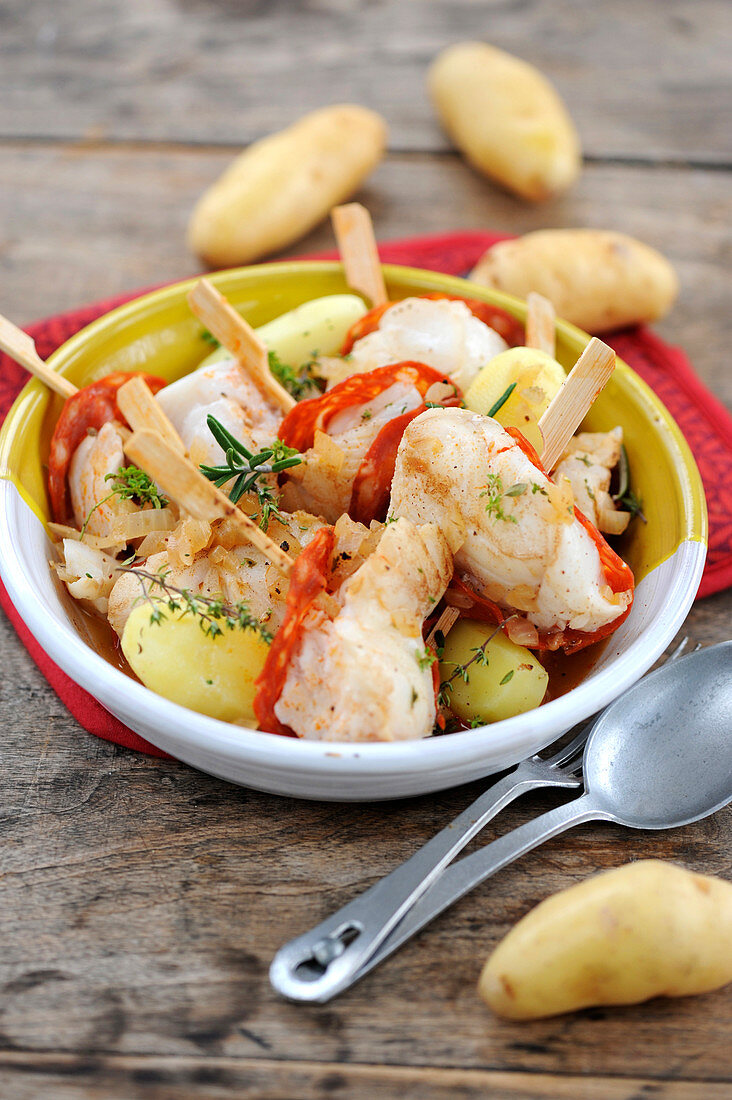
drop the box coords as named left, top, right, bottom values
left=428, top=42, right=581, bottom=201
left=464, top=347, right=566, bottom=453
left=257, top=294, right=367, bottom=365
left=188, top=105, right=387, bottom=267
left=439, top=620, right=547, bottom=724
left=121, top=604, right=269, bottom=724
left=479, top=861, right=732, bottom=1020
left=200, top=293, right=368, bottom=369
left=471, top=230, right=679, bottom=332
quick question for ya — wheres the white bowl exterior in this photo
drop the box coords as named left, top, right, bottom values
left=1, top=481, right=706, bottom=801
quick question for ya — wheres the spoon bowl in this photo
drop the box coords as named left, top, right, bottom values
left=585, top=641, right=732, bottom=829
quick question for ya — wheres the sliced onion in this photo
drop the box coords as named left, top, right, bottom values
left=505, top=617, right=540, bottom=647
left=444, top=589, right=474, bottom=610
left=136, top=531, right=172, bottom=557
left=167, top=516, right=213, bottom=568
left=598, top=506, right=631, bottom=535
left=59, top=539, right=118, bottom=601
left=111, top=508, right=176, bottom=542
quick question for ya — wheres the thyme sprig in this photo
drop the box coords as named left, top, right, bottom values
left=118, top=565, right=273, bottom=643
left=79, top=466, right=168, bottom=539
left=268, top=350, right=319, bottom=400
left=199, top=415, right=303, bottom=531
left=436, top=620, right=512, bottom=709
left=480, top=473, right=519, bottom=524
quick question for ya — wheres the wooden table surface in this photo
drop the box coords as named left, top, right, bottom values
left=1, top=2, right=730, bottom=1097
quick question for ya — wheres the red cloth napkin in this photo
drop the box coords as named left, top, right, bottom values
left=2, top=231, right=731, bottom=757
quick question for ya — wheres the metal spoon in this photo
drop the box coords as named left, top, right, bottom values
left=271, top=641, right=732, bottom=1002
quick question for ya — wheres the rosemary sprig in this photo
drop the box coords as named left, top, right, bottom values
left=487, top=382, right=517, bottom=418
left=267, top=350, right=319, bottom=400
left=118, top=565, right=273, bottom=643
left=79, top=466, right=168, bottom=539
left=199, top=415, right=303, bottom=531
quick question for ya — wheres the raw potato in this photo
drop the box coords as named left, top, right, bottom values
left=121, top=604, right=269, bottom=724
left=471, top=230, right=679, bottom=333
left=464, top=347, right=566, bottom=454
left=200, top=294, right=368, bottom=369
left=428, top=42, right=581, bottom=201
left=479, top=860, right=732, bottom=1020
left=439, top=620, right=548, bottom=724
left=188, top=105, right=387, bottom=267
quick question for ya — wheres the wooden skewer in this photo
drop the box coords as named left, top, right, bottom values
left=0, top=312, right=78, bottom=400
left=187, top=278, right=295, bottom=413
left=124, top=429, right=294, bottom=576
left=539, top=337, right=616, bottom=472
left=116, top=376, right=186, bottom=455
left=426, top=605, right=460, bottom=649
left=525, top=292, right=556, bottom=357
left=331, top=203, right=388, bottom=307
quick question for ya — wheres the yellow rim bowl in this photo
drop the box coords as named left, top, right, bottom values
left=0, top=262, right=708, bottom=800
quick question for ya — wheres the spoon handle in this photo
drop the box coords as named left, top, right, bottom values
left=269, top=765, right=581, bottom=1004
left=357, top=794, right=604, bottom=984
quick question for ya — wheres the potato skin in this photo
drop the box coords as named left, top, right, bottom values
left=471, top=229, right=679, bottom=332
left=121, top=604, right=269, bottom=724
left=478, top=861, right=732, bottom=1020
left=188, top=105, right=387, bottom=266
left=428, top=42, right=581, bottom=201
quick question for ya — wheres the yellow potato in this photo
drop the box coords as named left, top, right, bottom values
left=479, top=861, right=732, bottom=1020
left=428, top=42, right=581, bottom=201
left=121, top=604, right=269, bottom=724
left=471, top=229, right=679, bottom=332
left=188, top=105, right=387, bottom=266
left=200, top=294, right=367, bottom=369
left=257, top=294, right=367, bottom=366
left=439, top=620, right=547, bottom=724
left=464, top=347, right=567, bottom=453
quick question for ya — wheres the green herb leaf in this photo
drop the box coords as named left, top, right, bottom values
left=416, top=648, right=437, bottom=671
left=79, top=465, right=167, bottom=538
left=487, top=382, right=517, bottom=418
left=612, top=444, right=646, bottom=523
left=118, top=565, right=273, bottom=644
left=504, top=482, right=528, bottom=498
left=267, top=350, right=318, bottom=400
left=199, top=416, right=303, bottom=531
left=480, top=473, right=519, bottom=524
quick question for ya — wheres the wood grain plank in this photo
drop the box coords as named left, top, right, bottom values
left=0, top=1, right=730, bottom=162
left=0, top=1053, right=729, bottom=1100
left=0, top=596, right=730, bottom=1079
left=0, top=143, right=729, bottom=408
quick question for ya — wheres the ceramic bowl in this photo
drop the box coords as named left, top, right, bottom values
left=0, top=263, right=707, bottom=800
